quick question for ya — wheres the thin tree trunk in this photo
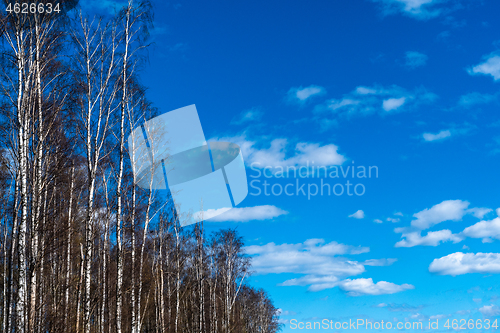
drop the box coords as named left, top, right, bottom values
left=16, top=21, right=29, bottom=333
left=115, top=3, right=130, bottom=328
left=76, top=244, right=84, bottom=333
left=65, top=166, right=75, bottom=328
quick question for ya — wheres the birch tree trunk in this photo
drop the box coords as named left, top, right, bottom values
left=115, top=3, right=131, bottom=331
left=65, top=166, right=75, bottom=328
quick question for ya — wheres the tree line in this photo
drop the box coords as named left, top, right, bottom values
left=0, top=1, right=282, bottom=332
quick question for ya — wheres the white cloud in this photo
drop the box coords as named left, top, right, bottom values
left=430, top=314, right=450, bottom=320
left=280, top=275, right=341, bottom=292
left=395, top=229, right=463, bottom=248
left=405, top=51, right=428, bottom=69
left=479, top=305, right=500, bottom=317
left=277, top=309, right=297, bottom=316
left=468, top=53, right=500, bottom=81
left=422, top=126, right=474, bottom=142
left=213, top=135, right=347, bottom=169
left=202, top=205, right=288, bottom=222
left=411, top=200, right=470, bottom=229
left=383, top=97, right=407, bottom=111
left=374, top=219, right=383, bottom=223
left=394, top=200, right=492, bottom=247
left=372, top=0, right=445, bottom=20
left=244, top=239, right=407, bottom=293
left=356, top=86, right=378, bottom=94
left=384, top=303, right=423, bottom=312
left=422, top=130, right=451, bottom=142
left=467, top=207, right=493, bottom=219
left=362, top=258, right=398, bottom=266
left=462, top=217, right=500, bottom=242
left=394, top=212, right=404, bottom=216
left=349, top=210, right=365, bottom=219
left=339, top=278, right=414, bottom=296
left=387, top=217, right=400, bottom=223
left=429, top=252, right=500, bottom=276
left=316, top=84, right=436, bottom=120
left=244, top=239, right=368, bottom=276
left=231, top=107, right=263, bottom=124
left=287, top=85, right=326, bottom=103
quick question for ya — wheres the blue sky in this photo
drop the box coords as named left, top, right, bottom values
left=91, top=0, right=500, bottom=331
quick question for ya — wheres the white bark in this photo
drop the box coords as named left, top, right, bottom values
left=72, top=14, right=118, bottom=331
left=115, top=3, right=131, bottom=331
left=65, top=166, right=75, bottom=328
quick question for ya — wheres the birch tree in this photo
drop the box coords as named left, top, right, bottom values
left=71, top=13, right=119, bottom=332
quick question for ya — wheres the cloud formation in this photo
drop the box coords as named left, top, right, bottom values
left=362, top=258, right=398, bottom=266
left=395, top=229, right=462, bottom=247
left=411, top=200, right=471, bottom=229
left=372, top=0, right=446, bottom=20
left=349, top=210, right=365, bottom=219
left=405, top=51, right=428, bottom=69
left=245, top=239, right=368, bottom=276
left=339, top=278, right=414, bottom=296
left=214, top=135, right=346, bottom=169
left=394, top=200, right=493, bottom=247
left=231, top=107, right=263, bottom=124
left=422, top=130, right=451, bottom=142
left=462, top=214, right=500, bottom=243
left=315, top=85, right=436, bottom=124
left=244, top=239, right=403, bottom=294
left=479, top=305, right=500, bottom=317
left=468, top=53, right=500, bottom=81
left=202, top=205, right=288, bottom=222
left=429, top=252, right=500, bottom=276
left=287, top=85, right=326, bottom=104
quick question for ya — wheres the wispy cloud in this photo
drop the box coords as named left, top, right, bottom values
left=231, top=107, right=263, bottom=125
left=200, top=205, right=288, bottom=222
left=467, top=52, right=500, bottom=81
left=395, top=229, right=463, bottom=247
left=479, top=305, right=500, bottom=317
left=277, top=309, right=297, bottom=316
left=422, top=125, right=474, bottom=142
left=244, top=239, right=401, bottom=293
left=462, top=209, right=500, bottom=243
left=213, top=135, right=346, bottom=169
left=411, top=200, right=474, bottom=229
left=349, top=210, right=365, bottom=219
left=245, top=238, right=368, bottom=275
left=458, top=92, right=498, bottom=108
left=371, top=0, right=446, bottom=20
left=339, top=278, right=414, bottom=296
left=405, top=51, right=428, bottom=69
left=393, top=200, right=492, bottom=247
left=362, top=258, right=398, bottom=266
left=422, top=129, right=451, bottom=142
left=383, top=97, right=407, bottom=111
left=287, top=85, right=326, bottom=104
left=315, top=85, right=437, bottom=125
left=429, top=252, right=500, bottom=276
